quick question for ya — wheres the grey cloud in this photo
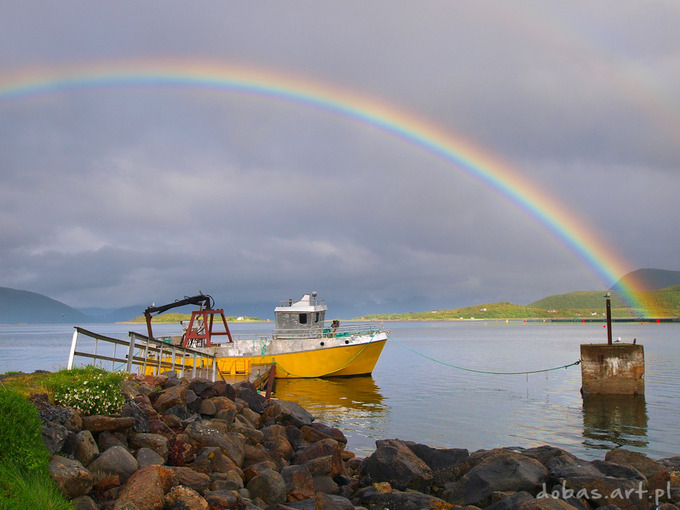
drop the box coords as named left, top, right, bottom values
left=1, top=1, right=678, bottom=311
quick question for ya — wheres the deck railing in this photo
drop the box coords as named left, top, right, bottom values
left=67, top=327, right=218, bottom=381
left=273, top=322, right=385, bottom=339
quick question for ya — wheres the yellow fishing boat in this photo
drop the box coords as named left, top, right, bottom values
left=145, top=292, right=388, bottom=379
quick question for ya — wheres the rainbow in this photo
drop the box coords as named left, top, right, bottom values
left=0, top=60, right=656, bottom=316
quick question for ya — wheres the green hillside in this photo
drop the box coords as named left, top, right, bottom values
left=361, top=286, right=680, bottom=321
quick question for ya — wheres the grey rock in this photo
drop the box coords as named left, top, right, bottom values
left=263, top=399, right=314, bottom=428
left=366, top=438, right=434, bottom=492
left=315, top=492, right=355, bottom=510
left=129, top=432, right=169, bottom=460
left=120, top=400, right=150, bottom=433
left=87, top=444, right=139, bottom=484
left=163, top=485, right=209, bottom=510
left=42, top=421, right=69, bottom=455
left=184, top=421, right=246, bottom=466
left=313, top=474, right=340, bottom=495
left=355, top=487, right=451, bottom=510
left=246, top=469, right=287, bottom=505
left=49, top=455, right=93, bottom=499
left=238, top=385, right=264, bottom=414
left=444, top=451, right=548, bottom=507
left=70, top=495, right=99, bottom=510
left=74, top=429, right=99, bottom=466
left=136, top=447, right=165, bottom=468
left=405, top=441, right=469, bottom=486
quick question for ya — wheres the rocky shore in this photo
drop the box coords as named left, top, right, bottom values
left=36, top=372, right=680, bottom=510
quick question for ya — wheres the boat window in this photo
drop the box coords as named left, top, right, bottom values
left=299, top=313, right=308, bottom=324
left=315, top=312, right=320, bottom=322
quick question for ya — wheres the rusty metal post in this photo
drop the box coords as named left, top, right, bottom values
left=605, top=295, right=612, bottom=345
left=265, top=364, right=276, bottom=400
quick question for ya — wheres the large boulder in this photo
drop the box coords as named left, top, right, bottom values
left=486, top=490, right=578, bottom=509
left=366, top=438, right=434, bottom=492
left=262, top=399, right=314, bottom=427
left=120, top=400, right=150, bottom=433
left=42, top=421, right=69, bottom=455
left=113, top=465, right=165, bottom=510
left=184, top=421, right=246, bottom=466
left=281, top=464, right=315, bottom=501
left=130, top=432, right=169, bottom=461
left=315, top=492, right=355, bottom=510
left=87, top=445, right=139, bottom=484
left=152, top=384, right=187, bottom=413
left=354, top=486, right=452, bottom=510
left=549, top=459, right=648, bottom=510
left=246, top=469, right=287, bottom=505
left=605, top=448, right=671, bottom=494
left=169, top=466, right=211, bottom=492
left=82, top=415, right=135, bottom=432
left=163, top=485, right=209, bottom=510
left=404, top=441, right=469, bottom=486
left=262, top=423, right=294, bottom=461
left=137, top=447, right=165, bottom=468
left=237, top=385, right=265, bottom=414
left=49, top=455, right=94, bottom=499
left=74, top=429, right=99, bottom=467
left=444, top=450, right=548, bottom=507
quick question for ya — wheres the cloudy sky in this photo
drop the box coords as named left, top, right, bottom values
left=1, top=2, right=678, bottom=313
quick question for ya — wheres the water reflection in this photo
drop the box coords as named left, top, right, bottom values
left=272, top=376, right=388, bottom=454
left=582, top=395, right=648, bottom=450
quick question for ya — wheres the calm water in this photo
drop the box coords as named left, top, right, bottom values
left=1, top=321, right=678, bottom=460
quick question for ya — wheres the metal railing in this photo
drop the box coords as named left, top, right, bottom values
left=67, top=327, right=218, bottom=381
left=273, top=322, right=385, bottom=339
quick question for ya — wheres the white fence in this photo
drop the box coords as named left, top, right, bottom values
left=67, top=327, right=218, bottom=381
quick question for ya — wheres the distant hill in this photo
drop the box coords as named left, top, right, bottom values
left=0, top=287, right=94, bottom=324
left=362, top=285, right=680, bottom=321
left=612, top=268, right=680, bottom=292
left=529, top=291, right=629, bottom=311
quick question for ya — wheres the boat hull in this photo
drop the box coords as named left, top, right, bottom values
left=216, top=336, right=387, bottom=379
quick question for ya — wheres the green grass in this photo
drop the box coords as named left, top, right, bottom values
left=0, top=386, right=73, bottom=509
left=2, top=366, right=128, bottom=416
left=359, top=286, right=680, bottom=321
left=0, top=463, right=73, bottom=510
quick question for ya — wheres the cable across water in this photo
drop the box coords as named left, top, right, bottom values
left=389, top=336, right=581, bottom=375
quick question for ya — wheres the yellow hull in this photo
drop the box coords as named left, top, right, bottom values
left=216, top=338, right=387, bottom=379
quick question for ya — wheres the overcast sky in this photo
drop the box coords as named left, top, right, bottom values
left=1, top=1, right=678, bottom=313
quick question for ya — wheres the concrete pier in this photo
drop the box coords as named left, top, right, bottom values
left=580, top=343, right=645, bottom=396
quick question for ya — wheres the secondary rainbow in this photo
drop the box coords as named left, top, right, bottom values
left=0, top=60, right=653, bottom=315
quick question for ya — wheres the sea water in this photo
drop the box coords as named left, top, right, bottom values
left=1, top=320, right=678, bottom=460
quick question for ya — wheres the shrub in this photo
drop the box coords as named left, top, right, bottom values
left=52, top=369, right=126, bottom=416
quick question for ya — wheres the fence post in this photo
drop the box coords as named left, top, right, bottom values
left=67, top=329, right=79, bottom=369
left=157, top=343, right=164, bottom=375
left=126, top=333, right=136, bottom=374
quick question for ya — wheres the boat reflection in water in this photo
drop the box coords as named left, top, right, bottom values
left=273, top=376, right=388, bottom=455
left=582, top=395, right=648, bottom=450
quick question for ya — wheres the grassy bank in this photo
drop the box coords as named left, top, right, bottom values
left=0, top=367, right=129, bottom=509
left=0, top=384, right=72, bottom=509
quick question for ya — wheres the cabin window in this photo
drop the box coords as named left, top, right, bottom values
left=315, top=312, right=320, bottom=322
left=299, top=313, right=308, bottom=324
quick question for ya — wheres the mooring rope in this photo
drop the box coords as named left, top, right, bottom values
left=389, top=337, right=581, bottom=375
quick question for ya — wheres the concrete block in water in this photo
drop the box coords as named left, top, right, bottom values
left=580, top=344, right=645, bottom=396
